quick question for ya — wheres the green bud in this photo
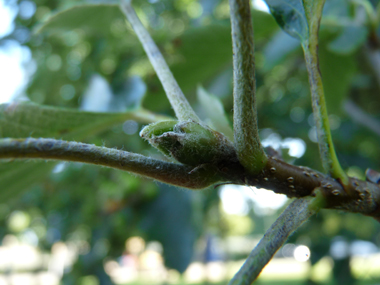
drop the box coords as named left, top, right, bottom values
left=140, top=121, right=178, bottom=157
left=140, top=120, right=178, bottom=138
left=140, top=121, right=236, bottom=166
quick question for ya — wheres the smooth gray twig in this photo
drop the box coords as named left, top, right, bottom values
left=120, top=0, right=200, bottom=122
left=228, top=197, right=316, bottom=285
left=229, top=0, right=267, bottom=174
left=0, top=138, right=222, bottom=189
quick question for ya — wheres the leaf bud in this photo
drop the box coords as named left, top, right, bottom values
left=140, top=121, right=236, bottom=166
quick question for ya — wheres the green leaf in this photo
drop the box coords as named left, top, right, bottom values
left=319, top=45, right=356, bottom=115
left=0, top=162, right=55, bottom=201
left=263, top=30, right=301, bottom=71
left=328, top=25, right=368, bottom=55
left=264, top=0, right=309, bottom=42
left=143, top=23, right=234, bottom=112
left=139, top=184, right=197, bottom=273
left=0, top=102, right=167, bottom=201
left=143, top=9, right=277, bottom=113
left=0, top=102, right=162, bottom=139
left=171, top=10, right=277, bottom=92
left=35, top=4, right=125, bottom=36
left=197, top=86, right=233, bottom=141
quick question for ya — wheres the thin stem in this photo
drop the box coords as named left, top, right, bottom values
left=120, top=0, right=200, bottom=122
left=228, top=197, right=316, bottom=285
left=0, top=138, right=222, bottom=189
left=2, top=139, right=380, bottom=218
left=229, top=0, right=267, bottom=174
left=302, top=1, right=348, bottom=184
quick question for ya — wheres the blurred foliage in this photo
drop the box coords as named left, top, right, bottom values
left=1, top=0, right=380, bottom=284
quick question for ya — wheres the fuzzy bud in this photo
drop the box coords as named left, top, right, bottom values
left=140, top=121, right=237, bottom=167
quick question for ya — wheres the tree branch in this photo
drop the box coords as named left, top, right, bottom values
left=119, top=0, right=200, bottom=122
left=302, top=1, right=348, bottom=184
left=2, top=138, right=380, bottom=220
left=244, top=157, right=380, bottom=219
left=0, top=138, right=222, bottom=189
left=229, top=0, right=267, bottom=174
left=228, top=197, right=316, bottom=285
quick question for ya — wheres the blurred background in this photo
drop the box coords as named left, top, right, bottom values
left=1, top=0, right=380, bottom=284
